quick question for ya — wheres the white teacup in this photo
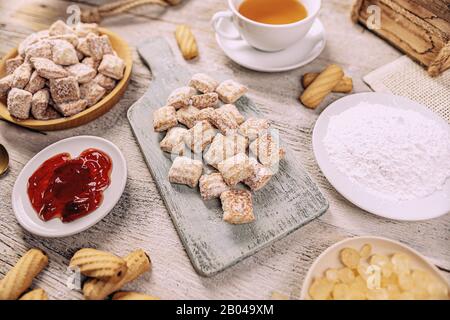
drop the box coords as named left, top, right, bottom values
left=212, top=0, right=321, bottom=52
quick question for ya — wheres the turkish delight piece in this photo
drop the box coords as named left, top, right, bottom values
left=153, top=105, right=178, bottom=132
left=49, top=20, right=75, bottom=36
left=7, top=88, right=32, bottom=119
left=73, top=23, right=99, bottom=37
left=54, top=99, right=87, bottom=116
left=189, top=73, right=218, bottom=93
left=208, top=108, right=238, bottom=135
left=220, top=189, right=255, bottom=224
left=199, top=173, right=230, bottom=201
left=216, top=79, right=248, bottom=104
left=217, top=153, right=253, bottom=186
left=160, top=127, right=188, bottom=155
left=239, top=118, right=271, bottom=141
left=77, top=37, right=92, bottom=57
left=49, top=76, right=80, bottom=104
left=31, top=88, right=59, bottom=120
left=24, top=71, right=46, bottom=94
left=25, top=40, right=52, bottom=60
left=80, top=81, right=106, bottom=106
left=51, top=39, right=79, bottom=65
left=98, top=35, right=114, bottom=55
left=6, top=56, right=24, bottom=75
left=203, top=133, right=248, bottom=168
left=82, top=56, right=100, bottom=70
left=168, top=156, right=203, bottom=188
left=12, top=63, right=32, bottom=89
left=31, top=57, right=69, bottom=79
left=243, top=158, right=274, bottom=191
left=98, top=54, right=125, bottom=80
left=219, top=104, right=245, bottom=125
left=191, top=92, right=219, bottom=109
left=166, top=86, right=196, bottom=109
left=66, top=63, right=96, bottom=84
left=48, top=34, right=79, bottom=47
left=195, top=107, right=215, bottom=122
left=176, top=105, right=200, bottom=128
left=184, top=120, right=217, bottom=153
left=93, top=73, right=116, bottom=92
left=0, top=75, right=13, bottom=99
left=249, top=132, right=285, bottom=169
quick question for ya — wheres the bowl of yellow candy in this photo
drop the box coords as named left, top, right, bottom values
left=301, top=236, right=449, bottom=300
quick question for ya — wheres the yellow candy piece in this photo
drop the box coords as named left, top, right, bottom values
left=359, top=244, right=372, bottom=259
left=309, top=278, right=334, bottom=300
left=337, top=268, right=355, bottom=284
left=391, top=253, right=411, bottom=275
left=325, top=268, right=339, bottom=283
left=340, top=248, right=360, bottom=269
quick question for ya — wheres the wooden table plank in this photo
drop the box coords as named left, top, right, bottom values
left=0, top=0, right=448, bottom=300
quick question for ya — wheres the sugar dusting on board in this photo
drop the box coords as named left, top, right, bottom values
left=323, top=102, right=450, bottom=201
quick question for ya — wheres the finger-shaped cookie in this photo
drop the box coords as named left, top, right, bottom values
left=175, top=25, right=199, bottom=60
left=300, top=64, right=344, bottom=109
left=112, top=292, right=159, bottom=300
left=302, top=72, right=353, bottom=93
left=83, top=249, right=151, bottom=300
left=19, top=288, right=48, bottom=300
left=0, top=249, right=48, bottom=300
left=70, top=248, right=127, bottom=282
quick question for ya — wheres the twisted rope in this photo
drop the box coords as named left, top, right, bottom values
left=81, top=0, right=176, bottom=23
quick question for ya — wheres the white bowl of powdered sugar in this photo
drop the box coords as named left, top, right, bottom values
left=313, top=92, right=450, bottom=221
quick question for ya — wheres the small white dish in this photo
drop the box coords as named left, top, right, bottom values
left=300, top=236, right=450, bottom=300
left=215, top=18, right=326, bottom=72
left=12, top=136, right=127, bottom=238
left=313, top=93, right=450, bottom=221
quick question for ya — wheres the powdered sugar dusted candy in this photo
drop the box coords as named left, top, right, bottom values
left=208, top=108, right=239, bottom=135
left=243, top=158, right=274, bottom=191
left=195, top=107, right=214, bottom=122
left=204, top=133, right=248, bottom=168
left=153, top=105, right=178, bottom=132
left=239, top=118, right=271, bottom=140
left=66, top=63, right=96, bottom=84
left=98, top=54, right=125, bottom=80
left=217, top=153, right=253, bottom=186
left=7, top=88, right=32, bottom=119
left=168, top=156, right=203, bottom=188
left=54, top=99, right=87, bottom=116
left=220, top=189, right=254, bottom=224
left=49, top=76, right=80, bottom=104
left=80, top=81, right=106, bottom=106
left=167, top=86, right=196, bottom=109
left=0, top=75, right=13, bottom=98
left=82, top=56, right=100, bottom=70
left=31, top=57, right=69, bottom=79
left=216, top=79, right=248, bottom=104
left=24, top=71, right=46, bottom=94
left=49, top=20, right=74, bottom=36
left=5, top=56, right=24, bottom=75
left=12, top=63, right=32, bottom=89
left=176, top=105, right=200, bottom=128
left=160, top=127, right=188, bottom=155
left=189, top=73, right=218, bottom=93
left=25, top=40, right=52, bottom=60
left=31, top=88, right=59, bottom=120
left=199, top=173, right=230, bottom=200
left=191, top=92, right=219, bottom=109
left=73, top=23, right=99, bottom=37
left=184, top=120, right=217, bottom=153
left=324, top=102, right=450, bottom=201
left=219, top=104, right=245, bottom=125
left=249, top=132, right=285, bottom=169
left=51, top=39, right=78, bottom=65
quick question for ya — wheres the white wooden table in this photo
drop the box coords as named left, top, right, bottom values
left=0, top=0, right=448, bottom=300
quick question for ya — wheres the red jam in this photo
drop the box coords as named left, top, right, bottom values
left=27, top=148, right=113, bottom=223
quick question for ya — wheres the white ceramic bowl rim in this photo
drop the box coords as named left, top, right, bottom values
left=228, top=0, right=321, bottom=28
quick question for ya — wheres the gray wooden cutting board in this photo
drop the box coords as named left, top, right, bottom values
left=127, top=37, right=329, bottom=276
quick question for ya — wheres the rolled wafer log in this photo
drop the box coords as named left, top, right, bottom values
left=83, top=249, right=151, bottom=300
left=302, top=73, right=353, bottom=93
left=0, top=249, right=48, bottom=300
left=175, top=25, right=199, bottom=60
left=300, top=64, right=344, bottom=109
left=112, top=291, right=159, bottom=300
left=19, top=288, right=48, bottom=300
left=70, top=248, right=127, bottom=282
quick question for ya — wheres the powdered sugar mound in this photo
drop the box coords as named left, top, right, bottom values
left=323, top=103, right=450, bottom=201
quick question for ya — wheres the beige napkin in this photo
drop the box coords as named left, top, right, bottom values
left=363, top=56, right=450, bottom=124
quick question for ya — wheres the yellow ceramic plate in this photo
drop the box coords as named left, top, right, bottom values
left=0, top=28, right=132, bottom=131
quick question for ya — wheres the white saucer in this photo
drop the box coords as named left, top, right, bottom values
left=12, top=136, right=127, bottom=237
left=215, top=18, right=326, bottom=72
left=300, top=236, right=450, bottom=299
left=312, top=93, right=450, bottom=221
